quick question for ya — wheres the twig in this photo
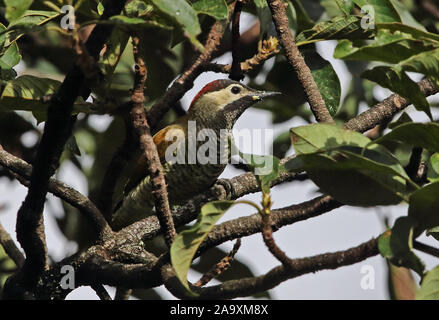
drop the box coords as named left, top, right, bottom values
left=194, top=239, right=241, bottom=287
left=267, top=0, right=334, bottom=123
left=169, top=237, right=378, bottom=299
left=205, top=37, right=280, bottom=74
left=91, top=284, right=112, bottom=300
left=421, top=0, right=439, bottom=20
left=230, top=0, right=244, bottom=81
left=405, top=147, right=425, bottom=184
left=413, top=240, right=439, bottom=258
left=213, top=21, right=260, bottom=60
left=261, top=213, right=295, bottom=268
left=202, top=195, right=341, bottom=252
left=0, top=223, right=25, bottom=268
left=129, top=35, right=176, bottom=247
left=147, top=16, right=231, bottom=129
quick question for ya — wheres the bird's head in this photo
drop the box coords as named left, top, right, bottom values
left=188, top=79, right=280, bottom=128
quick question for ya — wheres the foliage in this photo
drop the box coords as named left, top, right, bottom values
left=0, top=0, right=439, bottom=300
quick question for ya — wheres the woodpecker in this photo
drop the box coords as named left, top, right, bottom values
left=112, top=79, right=280, bottom=229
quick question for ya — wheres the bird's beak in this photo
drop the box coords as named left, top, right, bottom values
left=251, top=91, right=282, bottom=101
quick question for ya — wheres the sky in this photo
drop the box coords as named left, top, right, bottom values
left=1, top=14, right=439, bottom=300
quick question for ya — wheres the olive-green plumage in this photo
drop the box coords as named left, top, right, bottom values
left=112, top=80, right=279, bottom=230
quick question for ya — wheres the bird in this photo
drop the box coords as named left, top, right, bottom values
left=111, top=79, right=280, bottom=230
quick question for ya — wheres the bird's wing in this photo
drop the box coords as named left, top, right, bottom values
left=123, top=122, right=187, bottom=194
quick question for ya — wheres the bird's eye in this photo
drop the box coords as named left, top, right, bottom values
left=231, top=86, right=241, bottom=94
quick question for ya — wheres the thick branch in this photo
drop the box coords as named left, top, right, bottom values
left=267, top=0, right=333, bottom=123
left=117, top=165, right=303, bottom=243
left=344, top=78, right=437, bottom=132
left=201, top=195, right=341, bottom=251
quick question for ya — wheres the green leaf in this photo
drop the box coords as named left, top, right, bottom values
left=264, top=51, right=341, bottom=117
left=97, top=2, right=105, bottom=16
left=376, top=23, right=439, bottom=43
left=296, top=16, right=373, bottom=46
left=389, top=0, right=425, bottom=31
left=124, top=0, right=152, bottom=17
left=254, top=0, right=267, bottom=8
left=352, top=0, right=401, bottom=23
left=320, top=0, right=354, bottom=17
left=287, top=124, right=412, bottom=206
left=370, top=122, right=439, bottom=153
left=107, top=15, right=173, bottom=30
left=98, top=27, right=130, bottom=77
left=5, top=0, right=33, bottom=22
left=4, top=10, right=60, bottom=44
left=233, top=138, right=281, bottom=194
left=305, top=50, right=341, bottom=116
left=427, top=153, right=439, bottom=183
left=150, top=0, right=202, bottom=49
left=191, top=0, right=229, bottom=20
left=409, top=181, right=439, bottom=235
left=0, top=75, right=94, bottom=122
left=416, top=265, right=439, bottom=300
left=334, top=30, right=436, bottom=64
left=256, top=2, right=274, bottom=39
left=290, top=123, right=371, bottom=154
left=241, top=153, right=281, bottom=194
left=362, top=66, right=431, bottom=118
left=290, top=0, right=314, bottom=31
left=170, top=200, right=237, bottom=295
left=0, top=23, right=20, bottom=79
left=378, top=217, right=425, bottom=277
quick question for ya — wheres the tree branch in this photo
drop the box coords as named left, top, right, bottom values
left=91, top=284, right=112, bottom=300
left=201, top=195, right=341, bottom=252
left=189, top=237, right=378, bottom=299
left=267, top=0, right=334, bottom=123
left=344, top=78, right=437, bottom=132
left=229, top=0, right=244, bottom=81
left=194, top=238, right=241, bottom=287
left=129, top=35, right=176, bottom=247
left=0, top=223, right=24, bottom=269
left=0, top=148, right=112, bottom=242
left=413, top=240, right=439, bottom=258
left=204, top=37, right=280, bottom=74
left=3, top=1, right=126, bottom=298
